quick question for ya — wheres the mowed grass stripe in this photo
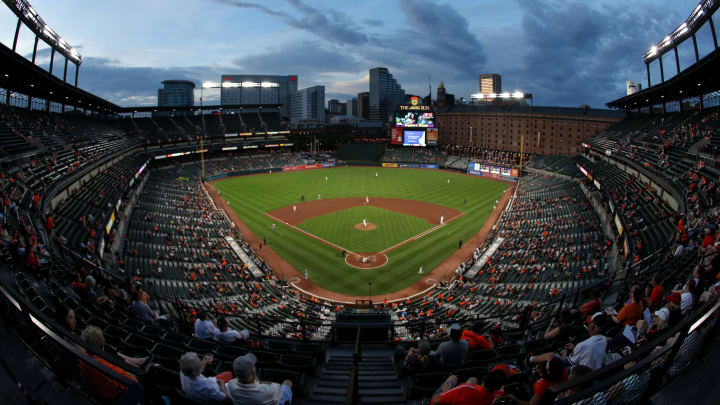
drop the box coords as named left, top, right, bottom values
left=214, top=167, right=507, bottom=296
left=297, top=206, right=433, bottom=252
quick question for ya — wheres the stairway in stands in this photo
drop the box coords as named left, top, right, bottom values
left=308, top=354, right=405, bottom=404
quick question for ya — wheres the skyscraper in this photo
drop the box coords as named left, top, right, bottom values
left=157, top=80, right=195, bottom=116
left=328, top=99, right=341, bottom=114
left=369, top=67, right=405, bottom=122
left=479, top=74, right=501, bottom=95
left=347, top=98, right=358, bottom=117
left=290, top=86, right=325, bottom=125
left=357, top=92, right=369, bottom=119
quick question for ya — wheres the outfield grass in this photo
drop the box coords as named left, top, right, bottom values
left=214, top=166, right=507, bottom=296
left=297, top=206, right=434, bottom=252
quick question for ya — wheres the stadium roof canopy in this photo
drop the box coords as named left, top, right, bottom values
left=606, top=47, right=720, bottom=110
left=0, top=42, right=120, bottom=113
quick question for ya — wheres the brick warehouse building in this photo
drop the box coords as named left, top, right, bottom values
left=437, top=105, right=624, bottom=156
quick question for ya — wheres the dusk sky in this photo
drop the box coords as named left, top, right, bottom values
left=1, top=0, right=714, bottom=108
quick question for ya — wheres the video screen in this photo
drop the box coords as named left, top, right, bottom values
left=403, top=130, right=426, bottom=147
left=395, top=111, right=435, bottom=128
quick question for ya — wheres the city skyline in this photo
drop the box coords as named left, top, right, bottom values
left=0, top=0, right=708, bottom=108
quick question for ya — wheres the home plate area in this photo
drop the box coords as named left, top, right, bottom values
left=345, top=252, right=389, bottom=269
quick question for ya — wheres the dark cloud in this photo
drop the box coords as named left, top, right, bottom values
left=75, top=57, right=226, bottom=106
left=232, top=42, right=360, bottom=75
left=391, top=0, right=487, bottom=76
left=509, top=0, right=682, bottom=107
left=209, top=0, right=368, bottom=46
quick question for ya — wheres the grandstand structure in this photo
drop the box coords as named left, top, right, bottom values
left=1, top=1, right=720, bottom=404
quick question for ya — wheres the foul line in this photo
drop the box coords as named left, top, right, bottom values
left=265, top=213, right=354, bottom=253
left=378, top=212, right=464, bottom=254
left=265, top=211, right=464, bottom=257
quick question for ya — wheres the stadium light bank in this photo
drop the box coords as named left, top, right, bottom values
left=643, top=0, right=715, bottom=63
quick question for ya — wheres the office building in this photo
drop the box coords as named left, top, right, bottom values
left=357, top=92, right=369, bottom=119
left=158, top=80, right=195, bottom=107
left=347, top=97, right=358, bottom=117
left=369, top=67, right=405, bottom=122
left=479, top=74, right=502, bottom=95
left=219, top=74, right=298, bottom=119
left=328, top=99, right=341, bottom=114
left=290, top=86, right=325, bottom=125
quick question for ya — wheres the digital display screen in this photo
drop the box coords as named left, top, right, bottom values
left=403, top=130, right=426, bottom=147
left=395, top=112, right=435, bottom=128
left=426, top=128, right=438, bottom=145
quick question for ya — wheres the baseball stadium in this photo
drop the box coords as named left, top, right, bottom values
left=1, top=0, right=720, bottom=405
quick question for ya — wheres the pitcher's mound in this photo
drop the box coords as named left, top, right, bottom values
left=354, top=222, right=377, bottom=231
left=345, top=252, right=388, bottom=269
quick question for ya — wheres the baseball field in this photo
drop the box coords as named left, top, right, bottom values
left=212, top=166, right=507, bottom=296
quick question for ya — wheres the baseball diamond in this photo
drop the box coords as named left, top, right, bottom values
left=210, top=166, right=509, bottom=297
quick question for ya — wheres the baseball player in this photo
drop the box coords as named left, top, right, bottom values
left=304, top=268, right=309, bottom=280
left=272, top=223, right=276, bottom=232
left=418, top=266, right=423, bottom=274
left=317, top=194, right=321, bottom=200
left=365, top=196, right=369, bottom=204
left=325, top=176, right=328, bottom=181
left=440, top=216, right=444, bottom=225
left=293, top=205, right=297, bottom=214
left=363, top=219, right=367, bottom=228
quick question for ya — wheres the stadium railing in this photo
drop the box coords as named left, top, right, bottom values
left=540, top=296, right=720, bottom=404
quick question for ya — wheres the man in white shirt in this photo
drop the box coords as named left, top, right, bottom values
left=195, top=310, right=218, bottom=339
left=213, top=317, right=250, bottom=344
left=227, top=353, right=293, bottom=405
left=180, top=352, right=232, bottom=404
left=531, top=313, right=609, bottom=371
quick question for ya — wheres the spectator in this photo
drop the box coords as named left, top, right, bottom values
left=556, top=365, right=606, bottom=404
left=179, top=352, right=232, bottom=404
left=611, top=286, right=644, bottom=326
left=195, top=310, right=218, bottom=339
left=579, top=290, right=602, bottom=315
left=83, top=275, right=99, bottom=305
left=226, top=353, right=293, bottom=405
left=55, top=304, right=77, bottom=333
left=646, top=275, right=664, bottom=311
left=461, top=320, right=493, bottom=350
left=543, top=310, right=573, bottom=341
left=672, top=279, right=696, bottom=314
left=130, top=291, right=165, bottom=322
left=515, top=358, right=568, bottom=405
left=78, top=326, right=137, bottom=400
left=213, top=317, right=249, bottom=344
left=404, top=340, right=433, bottom=370
left=429, top=368, right=508, bottom=405
left=531, top=313, right=609, bottom=370
left=434, top=323, right=469, bottom=367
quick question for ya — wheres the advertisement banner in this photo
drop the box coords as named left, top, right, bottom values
left=391, top=128, right=403, bottom=145
left=282, top=164, right=322, bottom=172
left=321, top=162, right=336, bottom=168
left=510, top=168, right=519, bottom=177
left=382, top=163, right=398, bottom=168
left=467, top=170, right=483, bottom=176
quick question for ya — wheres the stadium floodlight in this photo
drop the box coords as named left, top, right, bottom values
left=512, top=91, right=524, bottom=99
left=488, top=93, right=497, bottom=98
left=261, top=82, right=279, bottom=88
left=242, top=81, right=260, bottom=87
left=221, top=82, right=241, bottom=88
left=500, top=92, right=511, bottom=98
left=202, top=82, right=221, bottom=88
left=470, top=93, right=484, bottom=99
